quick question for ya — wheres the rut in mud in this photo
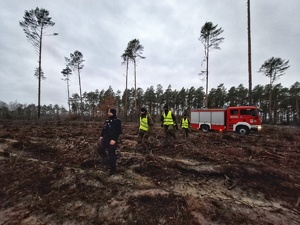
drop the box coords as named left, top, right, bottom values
left=0, top=121, right=299, bottom=225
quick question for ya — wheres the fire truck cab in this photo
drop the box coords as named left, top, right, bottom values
left=190, top=106, right=262, bottom=135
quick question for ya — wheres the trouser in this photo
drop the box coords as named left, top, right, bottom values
left=163, top=125, right=176, bottom=140
left=183, top=128, right=189, bottom=137
left=137, top=130, right=149, bottom=143
left=98, top=138, right=118, bottom=170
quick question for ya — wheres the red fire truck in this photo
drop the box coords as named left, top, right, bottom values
left=190, top=106, right=262, bottom=134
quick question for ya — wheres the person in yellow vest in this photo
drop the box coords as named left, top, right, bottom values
left=180, top=114, right=190, bottom=138
left=160, top=104, right=177, bottom=142
left=138, top=107, right=154, bottom=143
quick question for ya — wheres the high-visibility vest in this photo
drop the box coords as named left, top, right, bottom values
left=181, top=118, right=189, bottom=128
left=163, top=111, right=174, bottom=125
left=139, top=115, right=149, bottom=131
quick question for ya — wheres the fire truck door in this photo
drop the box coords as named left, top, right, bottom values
left=227, top=109, right=239, bottom=131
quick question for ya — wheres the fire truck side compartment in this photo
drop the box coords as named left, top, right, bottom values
left=191, top=110, right=225, bottom=125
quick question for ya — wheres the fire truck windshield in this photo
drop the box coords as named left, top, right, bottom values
left=240, top=109, right=259, bottom=116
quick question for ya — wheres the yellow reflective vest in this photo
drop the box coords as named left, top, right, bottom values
left=181, top=118, right=189, bottom=128
left=139, top=115, right=149, bottom=131
left=163, top=111, right=174, bottom=125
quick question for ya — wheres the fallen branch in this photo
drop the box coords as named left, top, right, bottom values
left=227, top=178, right=241, bottom=190
left=264, top=150, right=285, bottom=159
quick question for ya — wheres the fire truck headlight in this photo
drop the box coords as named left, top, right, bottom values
left=257, top=125, right=262, bottom=131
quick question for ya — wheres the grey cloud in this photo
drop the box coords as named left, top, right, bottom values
left=0, top=0, right=299, bottom=108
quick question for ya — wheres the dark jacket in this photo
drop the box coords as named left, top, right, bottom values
left=100, top=116, right=122, bottom=142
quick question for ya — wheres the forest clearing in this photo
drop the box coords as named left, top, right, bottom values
left=0, top=120, right=299, bottom=225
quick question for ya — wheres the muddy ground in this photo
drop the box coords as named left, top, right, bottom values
left=0, top=120, right=299, bottom=225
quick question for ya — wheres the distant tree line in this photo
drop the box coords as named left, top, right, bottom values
left=0, top=82, right=299, bottom=125
left=17, top=8, right=297, bottom=125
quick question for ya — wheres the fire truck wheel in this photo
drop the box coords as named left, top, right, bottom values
left=236, top=126, right=250, bottom=135
left=200, top=125, right=210, bottom=132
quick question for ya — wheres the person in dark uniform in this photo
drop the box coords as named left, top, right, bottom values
left=98, top=108, right=122, bottom=175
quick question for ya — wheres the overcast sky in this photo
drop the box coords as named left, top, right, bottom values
left=0, top=0, right=299, bottom=108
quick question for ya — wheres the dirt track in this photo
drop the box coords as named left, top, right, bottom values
left=0, top=121, right=300, bottom=225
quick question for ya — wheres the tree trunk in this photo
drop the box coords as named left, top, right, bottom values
left=247, top=0, right=253, bottom=105
left=134, top=59, right=137, bottom=110
left=205, top=54, right=209, bottom=108
left=37, top=27, right=43, bottom=121
left=296, top=96, right=300, bottom=124
left=125, top=59, right=129, bottom=123
left=273, top=101, right=278, bottom=124
left=78, top=67, right=83, bottom=121
left=269, top=86, right=273, bottom=124
left=67, top=77, right=71, bottom=115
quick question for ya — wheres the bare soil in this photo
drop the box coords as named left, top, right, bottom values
left=0, top=120, right=299, bottom=225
